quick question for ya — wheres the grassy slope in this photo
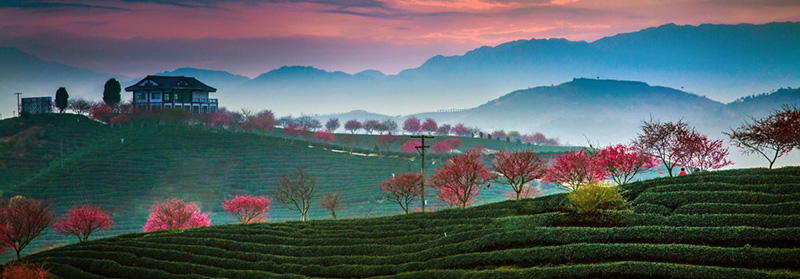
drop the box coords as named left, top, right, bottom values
left=0, top=114, right=576, bottom=261
left=18, top=167, right=800, bottom=278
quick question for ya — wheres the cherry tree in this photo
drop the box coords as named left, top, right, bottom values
left=363, top=119, right=380, bottom=134
left=222, top=195, right=271, bottom=224
left=344, top=120, right=362, bottom=134
left=597, top=144, right=658, bottom=186
left=325, top=118, right=340, bottom=132
left=401, top=140, right=421, bottom=153
left=313, top=131, right=335, bottom=142
left=320, top=192, right=344, bottom=218
left=491, top=130, right=507, bottom=140
left=680, top=135, right=733, bottom=172
left=492, top=150, right=547, bottom=200
left=543, top=150, right=607, bottom=191
left=445, top=138, right=463, bottom=149
left=0, top=197, right=53, bottom=260
left=143, top=198, right=210, bottom=232
left=109, top=114, right=129, bottom=126
left=382, top=119, right=398, bottom=134
left=421, top=118, right=438, bottom=135
left=53, top=203, right=113, bottom=243
left=283, top=122, right=307, bottom=137
left=380, top=173, right=423, bottom=214
left=208, top=110, right=236, bottom=128
left=377, top=133, right=402, bottom=151
left=436, top=124, right=452, bottom=136
left=451, top=124, right=471, bottom=137
left=403, top=117, right=421, bottom=134
left=274, top=168, right=317, bottom=222
left=726, top=106, right=800, bottom=168
left=430, top=151, right=493, bottom=209
left=243, top=110, right=276, bottom=131
left=633, top=119, right=698, bottom=177
left=432, top=141, right=453, bottom=154
left=89, top=104, right=113, bottom=122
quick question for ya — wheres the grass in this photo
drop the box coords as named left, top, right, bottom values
left=0, top=114, right=578, bottom=262
left=12, top=166, right=800, bottom=278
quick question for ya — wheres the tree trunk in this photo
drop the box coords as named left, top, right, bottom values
left=515, top=191, right=521, bottom=201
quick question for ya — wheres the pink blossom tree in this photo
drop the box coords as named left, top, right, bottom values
left=380, top=173, right=423, bottom=214
left=222, top=195, right=271, bottom=224
left=421, top=118, right=438, bottom=135
left=53, top=203, right=113, bottom=243
left=451, top=124, right=471, bottom=137
left=208, top=110, right=236, bottom=129
left=363, top=119, right=380, bottom=134
left=680, top=135, right=733, bottom=172
left=436, top=124, right=452, bottom=136
left=401, top=140, right=421, bottom=153
left=430, top=150, right=493, bottom=209
left=143, top=198, right=210, bottom=232
left=325, top=118, right=340, bottom=132
left=491, top=130, right=507, bottom=140
left=89, top=104, right=113, bottom=122
left=597, top=144, right=658, bottom=186
left=633, top=119, right=700, bottom=177
left=403, top=117, right=421, bottom=134
left=283, top=122, right=308, bottom=137
left=376, top=133, right=402, bottom=151
left=320, top=192, right=344, bottom=219
left=431, top=141, right=453, bottom=154
left=726, top=105, right=800, bottom=168
left=0, top=197, right=53, bottom=260
left=543, top=150, right=607, bottom=191
left=344, top=120, right=362, bottom=134
left=242, top=110, right=276, bottom=131
left=445, top=138, right=463, bottom=149
left=492, top=150, right=547, bottom=200
left=313, top=131, right=335, bottom=142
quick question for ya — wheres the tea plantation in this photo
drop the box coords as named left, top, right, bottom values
left=0, top=114, right=573, bottom=262
left=17, top=166, right=800, bottom=278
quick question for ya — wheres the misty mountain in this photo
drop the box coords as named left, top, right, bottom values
left=0, top=47, right=122, bottom=116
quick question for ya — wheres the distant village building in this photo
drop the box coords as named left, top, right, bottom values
left=125, top=76, right=218, bottom=114
left=21, top=97, right=53, bottom=114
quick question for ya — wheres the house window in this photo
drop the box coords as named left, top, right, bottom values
left=164, top=93, right=171, bottom=101
left=152, top=92, right=162, bottom=100
left=135, top=92, right=146, bottom=100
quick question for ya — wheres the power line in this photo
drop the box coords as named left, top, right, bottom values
left=411, top=134, right=433, bottom=213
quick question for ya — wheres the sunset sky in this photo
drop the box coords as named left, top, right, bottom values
left=1, top=0, right=799, bottom=77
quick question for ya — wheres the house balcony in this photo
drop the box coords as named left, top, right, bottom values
left=192, top=98, right=218, bottom=104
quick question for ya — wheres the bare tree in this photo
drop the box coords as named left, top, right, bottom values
left=320, top=192, right=344, bottom=219
left=0, top=197, right=53, bottom=260
left=274, top=168, right=317, bottom=221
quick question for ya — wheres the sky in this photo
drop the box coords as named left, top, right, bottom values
left=1, top=0, right=800, bottom=77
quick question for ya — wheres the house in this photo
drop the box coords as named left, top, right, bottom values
left=21, top=97, right=53, bottom=114
left=125, top=76, right=218, bottom=114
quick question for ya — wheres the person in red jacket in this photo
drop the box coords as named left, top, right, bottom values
left=678, top=168, right=688, bottom=176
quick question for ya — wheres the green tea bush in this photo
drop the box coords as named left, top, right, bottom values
left=674, top=202, right=800, bottom=215
left=634, top=203, right=672, bottom=215
left=633, top=191, right=800, bottom=209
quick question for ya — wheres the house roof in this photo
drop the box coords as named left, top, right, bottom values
left=124, top=76, right=217, bottom=92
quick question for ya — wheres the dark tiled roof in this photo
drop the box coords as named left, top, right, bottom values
left=125, top=76, right=217, bottom=92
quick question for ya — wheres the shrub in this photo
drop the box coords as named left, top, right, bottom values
left=1, top=262, right=52, bottom=279
left=632, top=191, right=800, bottom=209
left=567, top=182, right=628, bottom=215
left=674, top=202, right=800, bottom=215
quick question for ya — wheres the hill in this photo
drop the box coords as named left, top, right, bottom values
left=0, top=114, right=577, bottom=261
left=18, top=167, right=800, bottom=278
left=4, top=22, right=800, bottom=119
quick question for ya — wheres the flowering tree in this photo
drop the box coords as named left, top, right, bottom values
left=597, top=144, right=658, bottom=186
left=344, top=120, right=362, bottom=134
left=320, top=192, right=344, bottom=218
left=726, top=106, right=800, bottom=168
left=362, top=119, right=380, bottom=134
left=492, top=150, right=547, bottom=200
left=491, top=130, right=507, bottom=140
left=222, top=195, right=271, bottom=224
left=380, top=173, right=423, bottom=214
left=53, top=203, right=112, bottom=243
left=436, top=124, right=452, bottom=136
left=681, top=136, right=733, bottom=172
left=633, top=119, right=698, bottom=177
left=143, top=198, right=210, bottom=232
left=208, top=110, right=236, bottom=129
left=401, top=140, right=420, bottom=153
left=313, top=131, right=335, bottom=142
left=325, top=118, right=340, bottom=132
left=243, top=110, right=276, bottom=131
left=109, top=114, right=129, bottom=126
left=431, top=141, right=453, bottom=154
left=89, top=104, right=113, bottom=122
left=377, top=133, right=402, bottom=151
left=274, top=168, right=316, bottom=221
left=430, top=151, right=493, bottom=209
left=445, top=138, right=463, bottom=149
left=451, top=124, right=471, bottom=137
left=421, top=118, right=438, bottom=135
left=0, top=197, right=53, bottom=260
left=1, top=262, right=51, bottom=279
left=382, top=119, right=398, bottom=134
left=543, top=150, right=607, bottom=191
left=283, top=122, right=307, bottom=137
left=374, top=122, right=389, bottom=135
left=403, top=117, right=421, bottom=134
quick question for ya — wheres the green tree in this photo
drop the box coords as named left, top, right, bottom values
left=54, top=87, right=69, bottom=113
left=102, top=78, right=122, bottom=107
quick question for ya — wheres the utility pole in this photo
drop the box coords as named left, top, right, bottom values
left=14, top=92, right=22, bottom=116
left=411, top=134, right=433, bottom=213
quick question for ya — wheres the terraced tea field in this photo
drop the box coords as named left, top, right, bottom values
left=20, top=167, right=800, bottom=278
left=0, top=114, right=575, bottom=262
